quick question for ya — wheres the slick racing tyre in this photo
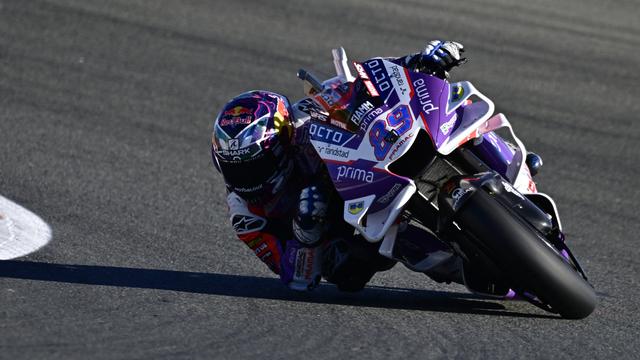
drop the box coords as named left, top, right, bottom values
left=454, top=189, right=597, bottom=319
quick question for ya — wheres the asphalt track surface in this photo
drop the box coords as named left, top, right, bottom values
left=1, top=0, right=639, bottom=358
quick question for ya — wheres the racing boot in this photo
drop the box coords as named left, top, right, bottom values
left=280, top=239, right=323, bottom=291
left=322, top=237, right=396, bottom=292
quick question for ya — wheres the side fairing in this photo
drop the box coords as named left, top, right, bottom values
left=306, top=58, right=537, bottom=242
left=307, top=60, right=450, bottom=242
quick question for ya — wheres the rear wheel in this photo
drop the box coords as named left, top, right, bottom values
left=454, top=189, right=596, bottom=319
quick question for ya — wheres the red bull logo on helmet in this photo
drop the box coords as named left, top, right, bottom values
left=220, top=106, right=254, bottom=126
left=223, top=106, right=253, bottom=117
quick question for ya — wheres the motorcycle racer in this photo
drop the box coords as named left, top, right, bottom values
left=211, top=40, right=466, bottom=291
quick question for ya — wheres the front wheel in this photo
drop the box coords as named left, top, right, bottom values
left=453, top=189, right=596, bottom=319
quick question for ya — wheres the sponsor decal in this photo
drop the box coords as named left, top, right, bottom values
left=452, top=188, right=467, bottom=200
left=348, top=201, right=365, bottom=215
left=413, top=78, right=440, bottom=116
left=310, top=110, right=329, bottom=122
left=297, top=98, right=317, bottom=112
left=377, top=183, right=403, bottom=204
left=452, top=85, right=465, bottom=100
left=350, top=101, right=375, bottom=126
left=388, top=132, right=414, bottom=160
left=439, top=115, right=457, bottom=136
left=451, top=187, right=471, bottom=208
left=220, top=116, right=252, bottom=127
left=354, top=62, right=369, bottom=80
left=353, top=63, right=380, bottom=97
left=330, top=119, right=347, bottom=129
left=219, top=147, right=251, bottom=157
left=389, top=64, right=409, bottom=96
left=232, top=214, right=266, bottom=235
left=304, top=250, right=315, bottom=279
left=254, top=242, right=268, bottom=255
left=365, top=59, right=391, bottom=94
left=318, top=89, right=341, bottom=108
left=228, top=139, right=239, bottom=150
left=244, top=236, right=263, bottom=248
left=297, top=99, right=329, bottom=122
left=336, top=166, right=374, bottom=183
left=316, top=146, right=350, bottom=159
left=358, top=107, right=384, bottom=131
left=364, top=80, right=379, bottom=97
left=223, top=106, right=253, bottom=117
left=309, top=123, right=351, bottom=146
left=235, top=184, right=263, bottom=193
left=294, top=248, right=316, bottom=280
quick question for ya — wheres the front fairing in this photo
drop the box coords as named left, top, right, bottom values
left=302, top=58, right=532, bottom=242
left=302, top=59, right=453, bottom=241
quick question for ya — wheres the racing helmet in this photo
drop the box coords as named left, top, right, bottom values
left=211, top=90, right=294, bottom=203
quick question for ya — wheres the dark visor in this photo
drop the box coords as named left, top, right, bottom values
left=218, top=152, right=279, bottom=192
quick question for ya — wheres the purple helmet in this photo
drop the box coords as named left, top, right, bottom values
left=212, top=90, right=294, bottom=203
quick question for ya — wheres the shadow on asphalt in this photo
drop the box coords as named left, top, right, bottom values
left=0, top=260, right=556, bottom=318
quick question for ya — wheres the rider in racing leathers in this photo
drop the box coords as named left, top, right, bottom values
left=211, top=40, right=466, bottom=291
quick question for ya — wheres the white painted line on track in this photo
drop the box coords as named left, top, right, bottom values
left=0, top=195, right=52, bottom=260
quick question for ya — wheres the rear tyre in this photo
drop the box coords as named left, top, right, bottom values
left=454, top=189, right=596, bottom=319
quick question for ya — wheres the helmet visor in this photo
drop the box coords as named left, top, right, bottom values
left=218, top=151, right=281, bottom=199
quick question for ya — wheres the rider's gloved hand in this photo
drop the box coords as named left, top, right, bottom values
left=292, top=185, right=328, bottom=246
left=280, top=184, right=330, bottom=291
left=418, top=40, right=467, bottom=79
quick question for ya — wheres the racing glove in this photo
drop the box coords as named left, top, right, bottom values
left=281, top=184, right=330, bottom=291
left=404, top=40, right=467, bottom=79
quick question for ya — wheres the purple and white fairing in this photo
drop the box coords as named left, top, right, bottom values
left=304, top=57, right=537, bottom=242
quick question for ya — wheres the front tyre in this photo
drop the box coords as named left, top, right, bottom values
left=453, top=189, right=596, bottom=319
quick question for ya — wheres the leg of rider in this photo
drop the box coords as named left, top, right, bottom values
left=323, top=231, right=396, bottom=292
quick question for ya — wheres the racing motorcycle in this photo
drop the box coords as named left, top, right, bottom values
left=294, top=48, right=596, bottom=319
